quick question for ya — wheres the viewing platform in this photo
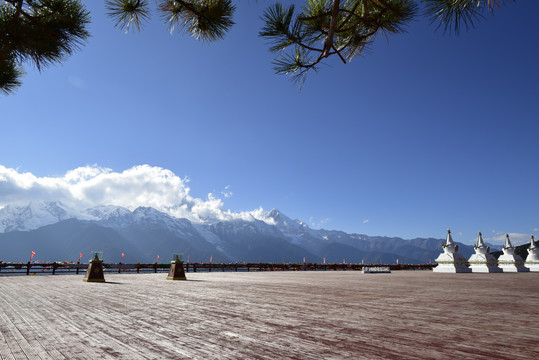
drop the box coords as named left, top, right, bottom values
left=0, top=271, right=537, bottom=359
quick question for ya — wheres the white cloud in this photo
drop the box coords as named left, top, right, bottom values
left=0, top=164, right=268, bottom=224
left=533, top=228, right=539, bottom=232
left=362, top=219, right=369, bottom=224
left=483, top=233, right=532, bottom=246
left=309, top=217, right=330, bottom=228
left=221, top=185, right=233, bottom=199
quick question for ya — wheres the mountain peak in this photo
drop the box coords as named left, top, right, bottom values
left=264, top=208, right=309, bottom=232
left=0, top=200, right=77, bottom=232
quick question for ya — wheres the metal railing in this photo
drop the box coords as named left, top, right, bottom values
left=0, top=261, right=435, bottom=276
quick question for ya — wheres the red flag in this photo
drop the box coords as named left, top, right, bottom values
left=156, top=255, right=160, bottom=262
left=121, top=252, right=125, bottom=261
left=303, top=257, right=306, bottom=263
left=210, top=256, right=213, bottom=263
left=343, top=259, right=346, bottom=264
left=78, top=253, right=82, bottom=262
left=187, top=255, right=190, bottom=263
left=428, top=259, right=431, bottom=264
left=30, top=251, right=36, bottom=261
left=396, top=258, right=399, bottom=264
left=323, top=257, right=326, bottom=264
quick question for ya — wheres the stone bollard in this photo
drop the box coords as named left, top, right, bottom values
left=166, top=259, right=187, bottom=280
left=84, top=253, right=105, bottom=282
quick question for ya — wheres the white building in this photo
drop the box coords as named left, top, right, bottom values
left=468, top=232, right=502, bottom=273
left=525, top=235, right=539, bottom=272
left=433, top=230, right=471, bottom=273
left=498, top=234, right=529, bottom=272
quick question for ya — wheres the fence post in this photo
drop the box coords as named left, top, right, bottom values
left=76, top=261, right=80, bottom=274
left=52, top=262, right=57, bottom=275
left=26, top=261, right=30, bottom=275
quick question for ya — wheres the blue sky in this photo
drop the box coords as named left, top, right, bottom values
left=1, top=1, right=539, bottom=244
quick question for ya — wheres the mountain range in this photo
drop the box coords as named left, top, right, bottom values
left=0, top=201, right=477, bottom=263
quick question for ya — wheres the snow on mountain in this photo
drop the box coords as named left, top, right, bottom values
left=84, top=205, right=134, bottom=227
left=0, top=201, right=463, bottom=263
left=86, top=205, right=199, bottom=240
left=263, top=209, right=327, bottom=248
left=0, top=201, right=92, bottom=232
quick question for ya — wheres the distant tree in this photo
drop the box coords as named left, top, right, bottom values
left=0, top=0, right=515, bottom=94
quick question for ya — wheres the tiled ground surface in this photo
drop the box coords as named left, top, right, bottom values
left=0, top=271, right=538, bottom=359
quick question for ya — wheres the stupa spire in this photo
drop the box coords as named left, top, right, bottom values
left=531, top=235, right=537, bottom=250
left=477, top=232, right=486, bottom=248
left=504, top=234, right=513, bottom=249
left=446, top=229, right=454, bottom=246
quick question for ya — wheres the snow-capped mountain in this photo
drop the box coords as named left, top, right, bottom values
left=0, top=201, right=475, bottom=263
left=0, top=201, right=90, bottom=232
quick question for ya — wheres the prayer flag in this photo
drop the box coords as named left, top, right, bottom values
left=323, top=257, right=326, bottom=264
left=121, top=252, right=125, bottom=261
left=30, top=251, right=36, bottom=261
left=187, top=255, right=190, bottom=263
left=303, top=257, right=306, bottom=263
left=156, top=255, right=159, bottom=262
left=210, top=256, right=213, bottom=263
left=78, top=252, right=82, bottom=261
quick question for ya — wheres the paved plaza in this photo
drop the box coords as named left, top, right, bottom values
left=0, top=271, right=538, bottom=359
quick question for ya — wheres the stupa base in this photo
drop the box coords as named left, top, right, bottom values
left=499, top=264, right=530, bottom=272
left=498, top=255, right=529, bottom=272
left=525, top=263, right=539, bottom=272
left=433, top=264, right=472, bottom=273
left=468, top=254, right=502, bottom=273
left=469, top=265, right=503, bottom=273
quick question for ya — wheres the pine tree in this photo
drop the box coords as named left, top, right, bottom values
left=0, top=0, right=90, bottom=95
left=0, top=0, right=515, bottom=95
left=259, top=0, right=513, bottom=86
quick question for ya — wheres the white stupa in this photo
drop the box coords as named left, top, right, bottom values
left=468, top=232, right=502, bottom=273
left=498, top=234, right=529, bottom=272
left=525, top=235, right=539, bottom=272
left=433, top=229, right=471, bottom=273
